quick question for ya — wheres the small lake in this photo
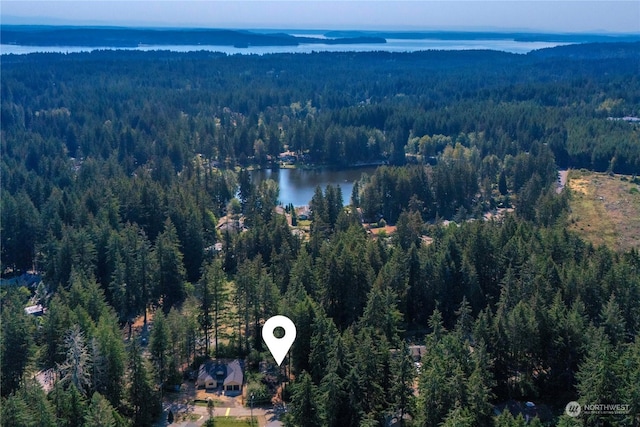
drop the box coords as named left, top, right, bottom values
left=250, top=166, right=378, bottom=207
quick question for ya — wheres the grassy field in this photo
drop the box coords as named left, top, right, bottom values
left=567, top=170, right=640, bottom=251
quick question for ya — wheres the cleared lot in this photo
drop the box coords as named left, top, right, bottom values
left=567, top=170, right=640, bottom=251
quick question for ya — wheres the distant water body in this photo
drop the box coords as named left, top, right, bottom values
left=0, top=37, right=571, bottom=55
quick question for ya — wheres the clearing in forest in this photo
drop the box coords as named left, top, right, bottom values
left=567, top=170, right=640, bottom=251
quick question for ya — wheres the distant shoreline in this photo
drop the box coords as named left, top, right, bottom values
left=0, top=40, right=579, bottom=56
left=0, top=26, right=386, bottom=48
left=2, top=25, right=637, bottom=56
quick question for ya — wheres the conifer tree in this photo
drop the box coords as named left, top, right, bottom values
left=154, top=219, right=186, bottom=313
left=127, top=339, right=161, bottom=427
left=234, top=257, right=260, bottom=353
left=199, top=259, right=227, bottom=356
left=576, top=327, right=623, bottom=425
left=325, top=184, right=343, bottom=228
left=5, top=378, right=58, bottom=427
left=390, top=343, right=415, bottom=427
left=0, top=289, right=34, bottom=396
left=289, top=296, right=317, bottom=375
left=441, top=406, right=475, bottom=427
left=1, top=392, right=33, bottom=427
left=310, top=185, right=328, bottom=225
left=285, top=372, right=322, bottom=427
left=149, top=310, right=171, bottom=389
left=360, top=281, right=403, bottom=345
left=319, top=337, right=350, bottom=426
left=51, top=383, right=87, bottom=427
left=84, top=392, right=117, bottom=427
left=92, top=314, right=126, bottom=407
left=309, top=310, right=338, bottom=385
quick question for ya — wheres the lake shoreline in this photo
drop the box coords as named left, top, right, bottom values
left=245, top=160, right=387, bottom=172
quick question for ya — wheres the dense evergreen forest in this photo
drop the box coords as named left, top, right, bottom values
left=0, top=25, right=387, bottom=48
left=1, top=43, right=640, bottom=427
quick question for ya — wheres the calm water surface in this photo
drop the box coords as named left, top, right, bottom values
left=251, top=167, right=378, bottom=207
left=1, top=39, right=571, bottom=55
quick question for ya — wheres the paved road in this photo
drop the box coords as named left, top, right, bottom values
left=157, top=402, right=284, bottom=427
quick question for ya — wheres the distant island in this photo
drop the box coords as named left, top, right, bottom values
left=324, top=30, right=640, bottom=43
left=0, top=26, right=387, bottom=47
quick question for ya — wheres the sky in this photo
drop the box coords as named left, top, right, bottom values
left=2, top=1, right=639, bottom=33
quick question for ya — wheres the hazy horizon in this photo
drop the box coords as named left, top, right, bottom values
left=2, top=1, right=639, bottom=34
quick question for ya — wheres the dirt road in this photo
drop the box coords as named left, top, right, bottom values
left=556, top=169, right=569, bottom=194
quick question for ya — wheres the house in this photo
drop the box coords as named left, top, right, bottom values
left=222, top=360, right=243, bottom=394
left=278, top=151, right=298, bottom=164
left=25, top=304, right=45, bottom=316
left=196, top=361, right=224, bottom=389
left=204, top=243, right=224, bottom=254
left=196, top=359, right=244, bottom=395
left=296, top=206, right=311, bottom=221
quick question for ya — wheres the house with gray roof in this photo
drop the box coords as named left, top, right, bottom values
left=196, top=359, right=244, bottom=396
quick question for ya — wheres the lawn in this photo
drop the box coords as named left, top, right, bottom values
left=567, top=170, right=640, bottom=251
left=212, top=417, right=256, bottom=427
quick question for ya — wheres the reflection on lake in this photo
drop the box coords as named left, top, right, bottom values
left=250, top=167, right=378, bottom=207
